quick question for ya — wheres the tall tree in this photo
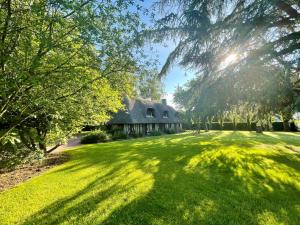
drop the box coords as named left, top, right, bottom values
left=151, top=0, right=299, bottom=130
left=136, top=69, right=164, bottom=100
left=0, top=0, right=144, bottom=156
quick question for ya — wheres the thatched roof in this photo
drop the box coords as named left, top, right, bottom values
left=108, top=98, right=181, bottom=124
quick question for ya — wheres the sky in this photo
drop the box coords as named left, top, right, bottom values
left=140, top=1, right=195, bottom=107
left=143, top=42, right=195, bottom=107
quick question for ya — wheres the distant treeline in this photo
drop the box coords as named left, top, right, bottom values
left=187, top=122, right=299, bottom=132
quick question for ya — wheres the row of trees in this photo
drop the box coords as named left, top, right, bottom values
left=0, top=0, right=153, bottom=168
left=151, top=0, right=299, bottom=131
left=175, top=64, right=299, bottom=131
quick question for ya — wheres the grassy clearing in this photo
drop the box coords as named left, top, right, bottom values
left=0, top=131, right=299, bottom=225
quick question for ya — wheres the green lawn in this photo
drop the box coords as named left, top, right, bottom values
left=0, top=131, right=300, bottom=225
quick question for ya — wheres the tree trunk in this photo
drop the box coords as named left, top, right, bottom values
left=246, top=116, right=251, bottom=131
left=233, top=117, right=237, bottom=131
left=269, top=116, right=273, bottom=131
left=46, top=144, right=61, bottom=154
left=256, top=126, right=263, bottom=133
left=256, top=120, right=263, bottom=134
left=220, top=117, right=223, bottom=131
left=208, top=117, right=212, bottom=131
left=281, top=111, right=292, bottom=132
left=204, top=117, right=209, bottom=132
left=39, top=141, right=47, bottom=154
left=37, top=128, right=48, bottom=154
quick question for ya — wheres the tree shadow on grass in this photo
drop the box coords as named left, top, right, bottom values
left=102, top=138, right=300, bottom=224
left=21, top=132, right=300, bottom=225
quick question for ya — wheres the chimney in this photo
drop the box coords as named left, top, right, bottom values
left=161, top=99, right=167, bottom=105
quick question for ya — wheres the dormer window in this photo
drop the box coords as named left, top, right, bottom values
left=163, top=111, right=169, bottom=118
left=146, top=108, right=155, bottom=118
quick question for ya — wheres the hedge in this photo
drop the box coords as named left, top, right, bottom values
left=80, top=130, right=109, bottom=144
left=188, top=122, right=298, bottom=131
left=272, top=122, right=284, bottom=131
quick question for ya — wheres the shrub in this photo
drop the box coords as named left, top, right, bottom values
left=149, top=130, right=162, bottom=136
left=191, top=124, right=200, bottom=130
left=182, top=122, right=193, bottom=130
left=272, top=122, right=284, bottom=131
left=251, top=123, right=257, bottom=131
left=80, top=130, right=109, bottom=144
left=290, top=121, right=298, bottom=132
left=222, top=123, right=235, bottom=130
left=112, top=132, right=127, bottom=140
left=236, top=123, right=249, bottom=131
left=131, top=132, right=143, bottom=138
left=165, top=129, right=176, bottom=134
left=210, top=123, right=221, bottom=130
left=0, top=139, right=43, bottom=172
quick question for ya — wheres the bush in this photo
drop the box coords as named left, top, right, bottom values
left=80, top=130, right=109, bottom=144
left=251, top=123, right=257, bottom=131
left=0, top=140, right=43, bottom=172
left=165, top=129, right=176, bottom=134
left=189, top=121, right=297, bottom=132
left=131, top=132, right=144, bottom=138
left=210, top=123, right=221, bottom=130
left=191, top=124, right=200, bottom=130
left=290, top=121, right=298, bottom=132
left=272, top=122, right=284, bottom=131
left=112, top=132, right=127, bottom=140
left=236, top=123, right=250, bottom=131
left=182, top=122, right=193, bottom=130
left=222, top=123, right=235, bottom=130
left=149, top=130, right=162, bottom=136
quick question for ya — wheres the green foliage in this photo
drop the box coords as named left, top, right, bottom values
left=165, top=129, right=176, bottom=134
left=153, top=0, right=299, bottom=81
left=0, top=134, right=44, bottom=171
left=112, top=132, right=128, bottom=140
left=1, top=132, right=300, bottom=224
left=131, top=131, right=144, bottom=138
left=80, top=130, right=109, bottom=144
left=0, top=0, right=148, bottom=162
left=158, top=0, right=299, bottom=132
left=272, top=122, right=284, bottom=131
left=136, top=69, right=164, bottom=100
left=149, top=130, right=162, bottom=136
left=111, top=127, right=124, bottom=135
left=290, top=122, right=298, bottom=132
left=190, top=121, right=299, bottom=132
left=0, top=142, right=26, bottom=171
left=177, top=111, right=193, bottom=130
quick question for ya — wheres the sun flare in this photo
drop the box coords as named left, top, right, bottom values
left=224, top=53, right=237, bottom=65
left=219, top=53, right=238, bottom=70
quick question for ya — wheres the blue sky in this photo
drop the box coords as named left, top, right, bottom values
left=143, top=42, right=195, bottom=93
left=140, top=1, right=195, bottom=106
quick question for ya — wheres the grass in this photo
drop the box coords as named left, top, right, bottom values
left=0, top=131, right=300, bottom=225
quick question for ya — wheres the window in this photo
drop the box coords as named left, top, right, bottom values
left=146, top=108, right=155, bottom=117
left=162, top=111, right=169, bottom=118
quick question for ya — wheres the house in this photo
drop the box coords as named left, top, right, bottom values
left=107, top=97, right=182, bottom=135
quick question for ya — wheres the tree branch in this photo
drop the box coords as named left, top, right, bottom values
left=63, top=0, right=93, bottom=19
